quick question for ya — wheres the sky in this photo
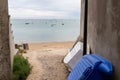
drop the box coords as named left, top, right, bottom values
left=8, top=0, right=81, bottom=19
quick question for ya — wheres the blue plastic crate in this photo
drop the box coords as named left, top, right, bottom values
left=68, top=54, right=113, bottom=80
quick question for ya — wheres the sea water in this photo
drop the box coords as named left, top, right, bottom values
left=11, top=19, right=80, bottom=43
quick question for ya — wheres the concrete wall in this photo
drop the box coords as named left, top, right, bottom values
left=80, top=0, right=120, bottom=79
left=0, top=0, right=11, bottom=80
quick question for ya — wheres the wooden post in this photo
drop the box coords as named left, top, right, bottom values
left=83, top=0, right=88, bottom=55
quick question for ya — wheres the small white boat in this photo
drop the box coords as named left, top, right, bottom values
left=64, top=41, right=90, bottom=70
left=64, top=42, right=83, bottom=70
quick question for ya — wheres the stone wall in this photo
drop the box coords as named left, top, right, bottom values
left=80, top=0, right=120, bottom=79
left=0, top=0, right=11, bottom=80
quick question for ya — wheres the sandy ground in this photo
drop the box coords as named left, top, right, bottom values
left=23, top=41, right=74, bottom=80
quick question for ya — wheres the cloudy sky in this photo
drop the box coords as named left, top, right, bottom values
left=8, top=0, right=80, bottom=19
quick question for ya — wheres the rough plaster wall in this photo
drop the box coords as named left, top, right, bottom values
left=87, top=0, right=120, bottom=79
left=0, top=0, right=11, bottom=80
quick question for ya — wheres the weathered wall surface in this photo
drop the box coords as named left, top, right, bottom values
left=83, top=0, right=120, bottom=79
left=0, top=0, right=11, bottom=80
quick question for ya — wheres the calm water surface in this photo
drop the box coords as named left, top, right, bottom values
left=11, top=19, right=80, bottom=43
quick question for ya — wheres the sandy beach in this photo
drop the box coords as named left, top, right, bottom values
left=23, top=41, right=75, bottom=80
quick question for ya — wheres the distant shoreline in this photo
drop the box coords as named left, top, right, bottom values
left=15, top=41, right=75, bottom=44
left=11, top=18, right=80, bottom=20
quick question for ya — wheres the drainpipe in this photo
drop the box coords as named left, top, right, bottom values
left=83, top=0, right=88, bottom=55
